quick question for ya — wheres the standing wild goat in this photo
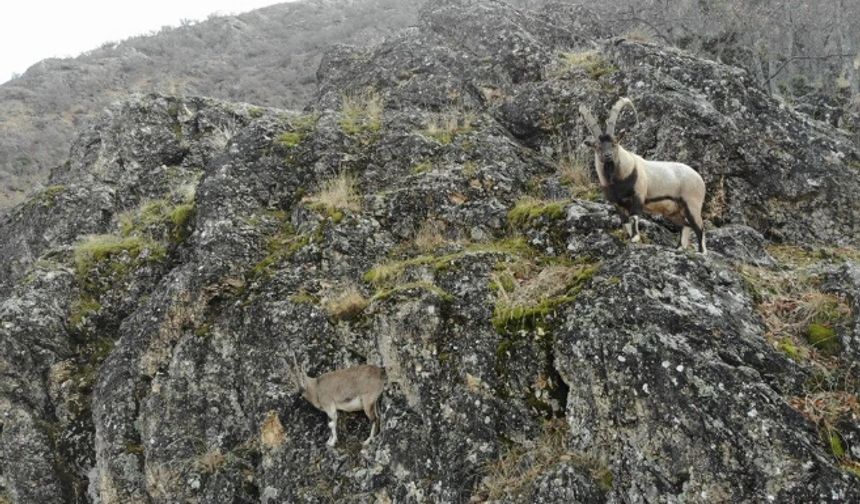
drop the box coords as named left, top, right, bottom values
left=291, top=356, right=386, bottom=447
left=579, top=98, right=707, bottom=253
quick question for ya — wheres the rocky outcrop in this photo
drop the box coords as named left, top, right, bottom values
left=1, top=1, right=859, bottom=503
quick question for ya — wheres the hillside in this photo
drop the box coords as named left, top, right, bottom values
left=0, top=0, right=421, bottom=210
left=1, top=0, right=860, bottom=502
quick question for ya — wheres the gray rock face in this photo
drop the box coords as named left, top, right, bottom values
left=1, top=1, right=859, bottom=503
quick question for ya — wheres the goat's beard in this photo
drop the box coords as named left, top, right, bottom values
left=603, top=158, right=617, bottom=179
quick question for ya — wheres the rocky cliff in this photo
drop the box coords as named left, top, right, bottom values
left=2, top=1, right=860, bottom=502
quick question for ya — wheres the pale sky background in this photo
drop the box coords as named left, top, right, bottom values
left=0, top=1, right=295, bottom=84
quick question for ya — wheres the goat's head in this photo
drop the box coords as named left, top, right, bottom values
left=579, top=98, right=637, bottom=177
left=290, top=353, right=310, bottom=396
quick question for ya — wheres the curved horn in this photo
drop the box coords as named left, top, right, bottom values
left=606, top=97, right=637, bottom=137
left=578, top=104, right=602, bottom=139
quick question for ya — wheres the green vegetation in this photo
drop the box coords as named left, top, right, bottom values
left=74, top=234, right=166, bottom=283
left=806, top=323, right=841, bottom=356
left=491, top=262, right=598, bottom=334
left=422, top=112, right=475, bottom=144
left=289, top=291, right=319, bottom=305
left=372, top=281, right=453, bottom=303
left=412, top=161, right=433, bottom=175
left=340, top=91, right=383, bottom=136
left=507, top=197, right=566, bottom=229
left=248, top=107, right=264, bottom=118
left=68, top=296, right=102, bottom=328
left=277, top=113, right=318, bottom=148
left=250, top=223, right=311, bottom=278
left=554, top=50, right=617, bottom=80
left=363, top=237, right=533, bottom=287
left=118, top=198, right=196, bottom=244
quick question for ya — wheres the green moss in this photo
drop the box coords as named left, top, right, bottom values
left=830, top=432, right=846, bottom=458
left=462, top=161, right=478, bottom=178
left=289, top=291, right=319, bottom=304
left=277, top=131, right=304, bottom=148
left=412, top=161, right=433, bottom=175
left=807, top=323, right=841, bottom=356
left=491, top=263, right=598, bottom=335
left=363, top=237, right=535, bottom=286
left=125, top=443, right=145, bottom=455
left=194, top=323, right=212, bottom=338
left=276, top=113, right=318, bottom=149
left=372, top=281, right=453, bottom=303
left=74, top=234, right=166, bottom=281
left=508, top=197, right=567, bottom=229
left=119, top=199, right=196, bottom=244
left=249, top=225, right=311, bottom=278
left=596, top=467, right=614, bottom=491
left=489, top=271, right=516, bottom=294
left=777, top=338, right=803, bottom=361
left=249, top=107, right=264, bottom=118
left=557, top=50, right=618, bottom=80
left=69, top=296, right=102, bottom=328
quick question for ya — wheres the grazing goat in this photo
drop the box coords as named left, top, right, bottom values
left=579, top=97, right=707, bottom=253
left=291, top=356, right=386, bottom=447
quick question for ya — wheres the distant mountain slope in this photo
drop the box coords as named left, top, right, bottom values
left=0, top=0, right=421, bottom=210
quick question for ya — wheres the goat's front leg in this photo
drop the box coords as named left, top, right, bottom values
left=624, top=197, right=644, bottom=243
left=325, top=407, right=338, bottom=447
left=678, top=226, right=692, bottom=250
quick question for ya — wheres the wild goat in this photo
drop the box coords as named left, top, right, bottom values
left=291, top=356, right=386, bottom=447
left=579, top=98, right=707, bottom=253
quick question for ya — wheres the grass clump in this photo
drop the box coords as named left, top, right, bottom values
left=277, top=113, right=318, bottom=148
left=364, top=237, right=534, bottom=287
left=508, top=197, right=567, bottom=229
left=491, top=261, right=598, bottom=334
left=372, top=281, right=453, bottom=303
left=68, top=296, right=102, bottom=328
left=301, top=173, right=361, bottom=220
left=476, top=419, right=612, bottom=501
left=737, top=246, right=853, bottom=364
left=556, top=147, right=600, bottom=201
left=324, top=286, right=369, bottom=321
left=422, top=112, right=476, bottom=145
left=250, top=224, right=311, bottom=278
left=413, top=219, right=449, bottom=253
left=554, top=50, right=618, bottom=80
left=74, top=234, right=166, bottom=281
left=412, top=161, right=433, bottom=175
left=340, top=91, right=383, bottom=136
left=118, top=198, right=196, bottom=244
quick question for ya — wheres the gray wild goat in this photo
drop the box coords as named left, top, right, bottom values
left=291, top=356, right=386, bottom=447
left=579, top=97, right=707, bottom=253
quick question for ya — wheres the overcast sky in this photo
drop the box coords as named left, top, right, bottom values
left=0, top=1, right=292, bottom=84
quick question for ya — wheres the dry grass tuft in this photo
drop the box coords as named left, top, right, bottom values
left=194, top=448, right=227, bottom=474
left=477, top=419, right=612, bottom=501
left=260, top=411, right=286, bottom=450
left=340, top=91, right=383, bottom=135
left=302, top=173, right=361, bottom=217
left=324, top=285, right=369, bottom=320
left=423, top=111, right=476, bottom=144
left=413, top=219, right=449, bottom=253
left=556, top=146, right=599, bottom=200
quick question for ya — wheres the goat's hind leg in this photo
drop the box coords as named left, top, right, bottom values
left=677, top=226, right=691, bottom=250
left=325, top=407, right=338, bottom=447
left=362, top=400, right=379, bottom=445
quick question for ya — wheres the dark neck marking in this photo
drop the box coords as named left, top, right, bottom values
left=603, top=168, right=638, bottom=209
